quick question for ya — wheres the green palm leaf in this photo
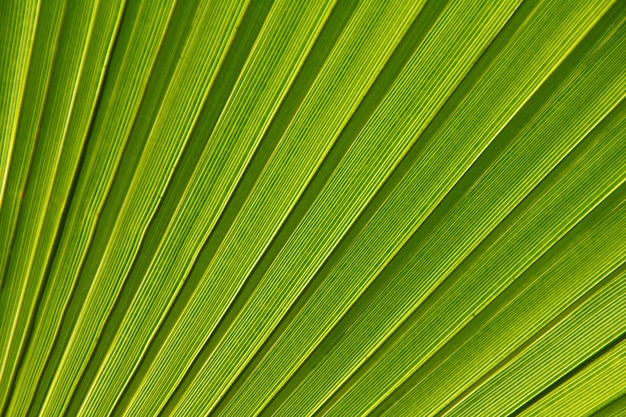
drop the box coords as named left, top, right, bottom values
left=1, top=0, right=624, bottom=416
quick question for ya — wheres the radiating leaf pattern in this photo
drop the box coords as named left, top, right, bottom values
left=1, top=0, right=624, bottom=416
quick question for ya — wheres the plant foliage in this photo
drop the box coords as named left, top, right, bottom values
left=1, top=0, right=625, bottom=416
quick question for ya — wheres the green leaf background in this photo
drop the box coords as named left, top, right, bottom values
left=1, top=0, right=625, bottom=415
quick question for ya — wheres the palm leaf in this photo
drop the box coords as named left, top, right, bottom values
left=1, top=0, right=624, bottom=416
